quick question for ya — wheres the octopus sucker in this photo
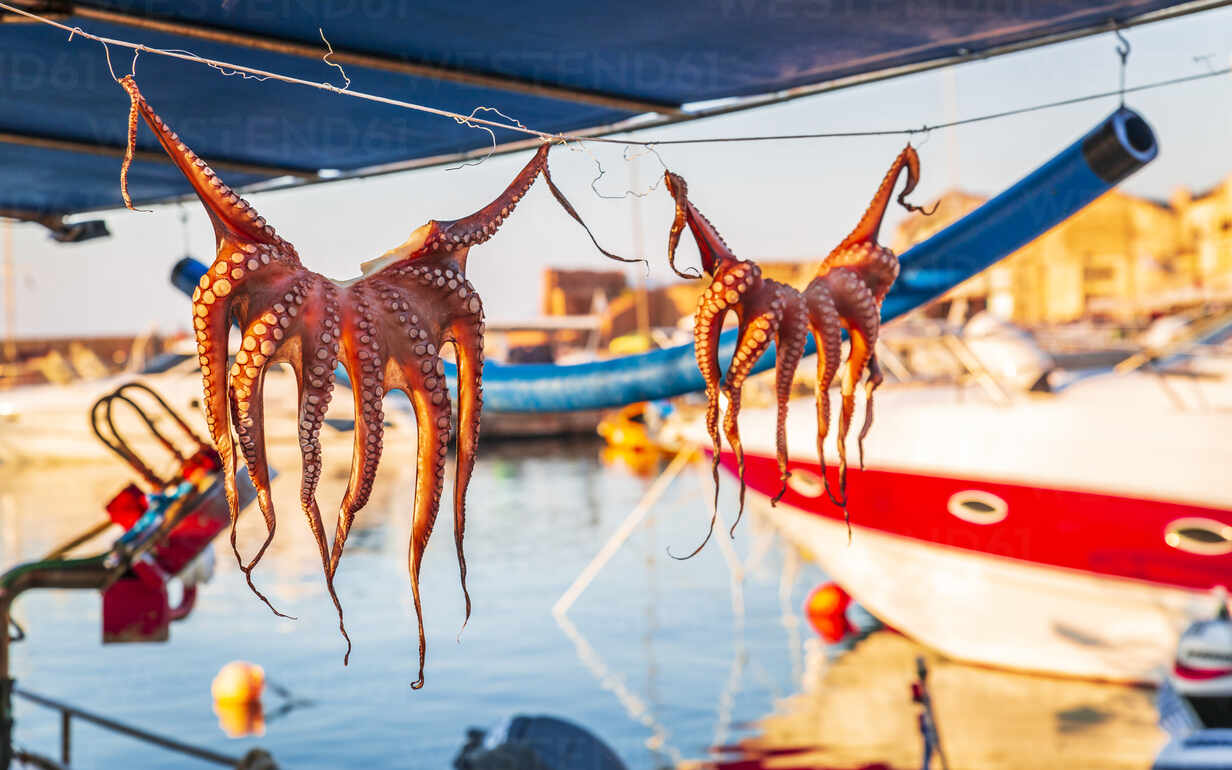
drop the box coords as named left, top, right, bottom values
left=118, top=75, right=631, bottom=687
left=662, top=148, right=930, bottom=550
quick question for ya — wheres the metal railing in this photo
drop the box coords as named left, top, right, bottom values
left=13, top=688, right=243, bottom=768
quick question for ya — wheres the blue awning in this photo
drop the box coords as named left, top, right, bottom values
left=0, top=0, right=1215, bottom=216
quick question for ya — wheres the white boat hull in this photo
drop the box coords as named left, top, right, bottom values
left=754, top=490, right=1219, bottom=682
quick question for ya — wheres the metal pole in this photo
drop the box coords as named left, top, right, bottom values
left=552, top=446, right=696, bottom=617
left=2, top=219, right=13, bottom=367
left=629, top=157, right=650, bottom=342
left=59, top=712, right=69, bottom=766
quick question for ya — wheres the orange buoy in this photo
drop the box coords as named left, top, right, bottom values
left=212, top=661, right=266, bottom=738
left=212, top=661, right=265, bottom=703
left=804, top=582, right=853, bottom=643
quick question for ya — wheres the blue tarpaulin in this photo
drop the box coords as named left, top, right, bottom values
left=0, top=1, right=1214, bottom=216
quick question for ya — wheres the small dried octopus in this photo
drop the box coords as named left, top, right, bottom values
left=118, top=76, right=633, bottom=688
left=663, top=146, right=931, bottom=551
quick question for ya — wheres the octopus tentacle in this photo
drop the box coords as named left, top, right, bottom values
left=858, top=354, right=884, bottom=471
left=832, top=144, right=929, bottom=266
left=832, top=274, right=879, bottom=507
left=448, top=307, right=484, bottom=631
left=228, top=315, right=294, bottom=619
left=190, top=285, right=238, bottom=518
left=192, top=262, right=276, bottom=609
left=291, top=281, right=352, bottom=661
left=694, top=287, right=729, bottom=508
left=802, top=282, right=845, bottom=508
left=771, top=285, right=809, bottom=505
left=331, top=285, right=387, bottom=580
left=668, top=261, right=756, bottom=560
left=721, top=304, right=782, bottom=534
left=400, top=355, right=452, bottom=690
left=119, top=76, right=290, bottom=253
left=664, top=171, right=737, bottom=276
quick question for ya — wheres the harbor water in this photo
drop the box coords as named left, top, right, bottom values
left=0, top=437, right=1166, bottom=768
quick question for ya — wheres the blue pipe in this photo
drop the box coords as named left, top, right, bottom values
left=172, top=108, right=1157, bottom=412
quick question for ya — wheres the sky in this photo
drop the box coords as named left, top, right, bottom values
left=6, top=6, right=1232, bottom=338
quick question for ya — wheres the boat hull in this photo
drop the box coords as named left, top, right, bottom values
left=722, top=446, right=1232, bottom=683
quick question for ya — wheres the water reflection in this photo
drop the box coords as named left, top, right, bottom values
left=1, top=438, right=807, bottom=769
left=0, top=438, right=1169, bottom=769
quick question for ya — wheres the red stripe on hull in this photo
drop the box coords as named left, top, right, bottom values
left=720, top=450, right=1232, bottom=592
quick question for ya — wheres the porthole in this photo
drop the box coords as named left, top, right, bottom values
left=786, top=469, right=825, bottom=498
left=1165, top=518, right=1232, bottom=556
left=946, top=490, right=1008, bottom=525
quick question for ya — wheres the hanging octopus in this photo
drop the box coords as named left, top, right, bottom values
left=804, top=145, right=933, bottom=508
left=117, top=76, right=634, bottom=688
left=663, top=171, right=809, bottom=558
left=664, top=146, right=931, bottom=549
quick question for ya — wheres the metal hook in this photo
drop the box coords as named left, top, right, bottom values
left=1114, top=29, right=1131, bottom=107
left=177, top=204, right=191, bottom=256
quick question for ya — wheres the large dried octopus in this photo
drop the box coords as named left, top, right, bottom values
left=117, top=76, right=632, bottom=688
left=664, top=146, right=931, bottom=550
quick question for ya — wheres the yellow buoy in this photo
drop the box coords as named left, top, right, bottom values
left=213, top=699, right=265, bottom=739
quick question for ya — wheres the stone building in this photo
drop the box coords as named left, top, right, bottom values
left=893, top=177, right=1232, bottom=324
left=540, top=173, right=1232, bottom=342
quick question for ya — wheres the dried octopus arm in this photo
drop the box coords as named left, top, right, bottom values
left=191, top=281, right=240, bottom=520
left=447, top=311, right=485, bottom=630
left=331, top=283, right=388, bottom=579
left=119, top=76, right=287, bottom=250
left=228, top=315, right=293, bottom=618
left=394, top=353, right=452, bottom=691
left=857, top=354, right=883, bottom=470
left=802, top=281, right=844, bottom=506
left=830, top=271, right=879, bottom=504
left=663, top=171, right=737, bottom=277
left=664, top=168, right=748, bottom=500
left=826, top=143, right=927, bottom=281
left=771, top=284, right=809, bottom=505
left=694, top=286, right=728, bottom=501
left=720, top=299, right=782, bottom=533
left=123, top=75, right=295, bottom=578
left=290, top=321, right=354, bottom=662
left=672, top=290, right=728, bottom=561
left=678, top=261, right=759, bottom=558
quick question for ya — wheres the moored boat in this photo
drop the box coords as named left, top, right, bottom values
left=675, top=319, right=1232, bottom=682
